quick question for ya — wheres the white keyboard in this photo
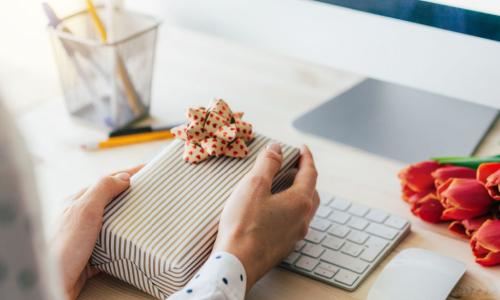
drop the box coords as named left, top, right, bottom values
left=281, top=191, right=410, bottom=291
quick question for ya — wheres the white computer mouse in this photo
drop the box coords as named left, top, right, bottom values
left=367, top=248, right=466, bottom=300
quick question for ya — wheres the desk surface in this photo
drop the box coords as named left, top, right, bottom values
left=14, top=27, right=500, bottom=300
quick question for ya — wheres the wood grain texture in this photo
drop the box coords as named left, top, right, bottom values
left=13, top=26, right=500, bottom=300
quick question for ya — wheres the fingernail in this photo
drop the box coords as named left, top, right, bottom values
left=114, top=172, right=130, bottom=181
left=267, top=142, right=282, bottom=155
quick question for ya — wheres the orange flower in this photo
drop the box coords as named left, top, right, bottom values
left=399, top=161, right=440, bottom=202
left=438, top=178, right=493, bottom=220
left=431, top=166, right=475, bottom=189
left=477, top=163, right=500, bottom=201
left=470, top=219, right=500, bottom=266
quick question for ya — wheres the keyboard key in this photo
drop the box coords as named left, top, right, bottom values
left=385, top=215, right=408, bottom=229
left=314, top=268, right=335, bottom=279
left=295, top=256, right=319, bottom=271
left=366, top=209, right=389, bottom=223
left=321, top=249, right=369, bottom=274
left=366, top=223, right=398, bottom=240
left=310, top=218, right=330, bottom=231
left=317, top=262, right=340, bottom=274
left=360, top=244, right=385, bottom=262
left=348, top=203, right=370, bottom=217
left=318, top=190, right=334, bottom=205
left=323, top=236, right=344, bottom=250
left=329, top=211, right=351, bottom=224
left=302, top=243, right=325, bottom=258
left=330, top=198, right=351, bottom=211
left=334, top=269, right=359, bottom=286
left=346, top=230, right=369, bottom=245
left=365, top=236, right=389, bottom=249
left=341, top=242, right=364, bottom=257
left=284, top=252, right=301, bottom=264
left=328, top=224, right=350, bottom=238
left=295, top=240, right=306, bottom=251
left=316, top=206, right=332, bottom=218
left=347, top=216, right=369, bottom=230
left=281, top=195, right=410, bottom=291
left=305, top=229, right=326, bottom=244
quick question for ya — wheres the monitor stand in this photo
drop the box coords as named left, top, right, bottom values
left=293, top=79, right=498, bottom=163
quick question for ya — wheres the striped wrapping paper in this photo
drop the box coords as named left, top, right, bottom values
left=90, top=134, right=300, bottom=299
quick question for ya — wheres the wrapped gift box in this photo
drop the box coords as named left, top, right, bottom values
left=90, top=134, right=300, bottom=298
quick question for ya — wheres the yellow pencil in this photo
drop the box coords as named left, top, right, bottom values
left=85, top=0, right=143, bottom=116
left=85, top=0, right=107, bottom=42
left=82, top=131, right=174, bottom=151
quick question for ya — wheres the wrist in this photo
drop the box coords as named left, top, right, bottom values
left=214, top=235, right=264, bottom=292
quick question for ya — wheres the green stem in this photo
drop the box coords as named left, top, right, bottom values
left=431, top=155, right=500, bottom=169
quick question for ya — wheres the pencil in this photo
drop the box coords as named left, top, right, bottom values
left=82, top=130, right=174, bottom=151
left=85, top=0, right=143, bottom=117
left=86, top=0, right=107, bottom=42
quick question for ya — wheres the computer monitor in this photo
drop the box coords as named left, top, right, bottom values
left=129, top=0, right=500, bottom=162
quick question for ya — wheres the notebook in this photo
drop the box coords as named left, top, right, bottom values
left=90, top=134, right=300, bottom=298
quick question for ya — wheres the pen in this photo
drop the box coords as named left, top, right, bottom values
left=82, top=130, right=174, bottom=151
left=42, top=2, right=105, bottom=73
left=43, top=2, right=109, bottom=122
left=109, top=124, right=180, bottom=138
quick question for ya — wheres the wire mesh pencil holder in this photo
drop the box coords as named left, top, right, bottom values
left=49, top=7, right=160, bottom=129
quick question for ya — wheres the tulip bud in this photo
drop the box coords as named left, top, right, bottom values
left=438, top=178, right=493, bottom=220
left=470, top=219, right=500, bottom=266
left=477, top=163, right=500, bottom=200
left=399, top=161, right=441, bottom=202
left=477, top=162, right=500, bottom=183
left=431, top=166, right=476, bottom=189
left=410, top=193, right=444, bottom=223
left=448, top=216, right=490, bottom=238
left=484, top=170, right=500, bottom=201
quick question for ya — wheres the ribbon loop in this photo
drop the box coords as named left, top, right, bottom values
left=172, top=99, right=254, bottom=163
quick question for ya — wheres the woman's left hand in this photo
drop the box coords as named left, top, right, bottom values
left=51, top=165, right=142, bottom=300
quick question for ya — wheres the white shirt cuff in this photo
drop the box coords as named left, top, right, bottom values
left=169, top=251, right=247, bottom=300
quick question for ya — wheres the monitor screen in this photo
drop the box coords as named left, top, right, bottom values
left=314, top=0, right=500, bottom=42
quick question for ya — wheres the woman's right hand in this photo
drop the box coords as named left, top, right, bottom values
left=213, top=143, right=320, bottom=292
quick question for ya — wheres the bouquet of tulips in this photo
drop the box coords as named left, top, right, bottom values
left=398, top=155, right=500, bottom=266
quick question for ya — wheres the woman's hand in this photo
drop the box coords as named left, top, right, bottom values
left=51, top=165, right=142, bottom=300
left=213, top=143, right=319, bottom=291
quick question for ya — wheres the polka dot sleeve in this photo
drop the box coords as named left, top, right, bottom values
left=168, top=252, right=247, bottom=300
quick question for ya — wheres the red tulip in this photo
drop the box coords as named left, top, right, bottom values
left=477, top=162, right=500, bottom=183
left=431, top=166, right=476, bottom=188
left=470, top=219, right=500, bottom=266
left=448, top=216, right=490, bottom=238
left=484, top=170, right=500, bottom=201
left=438, top=178, right=493, bottom=220
left=477, top=163, right=500, bottom=200
left=399, top=161, right=441, bottom=202
left=410, top=193, right=444, bottom=223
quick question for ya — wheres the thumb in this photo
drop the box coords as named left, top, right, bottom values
left=249, top=143, right=283, bottom=185
left=82, top=173, right=131, bottom=208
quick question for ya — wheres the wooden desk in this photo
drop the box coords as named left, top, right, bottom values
left=14, top=27, right=500, bottom=300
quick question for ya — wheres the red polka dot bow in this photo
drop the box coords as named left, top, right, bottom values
left=171, top=99, right=254, bottom=163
